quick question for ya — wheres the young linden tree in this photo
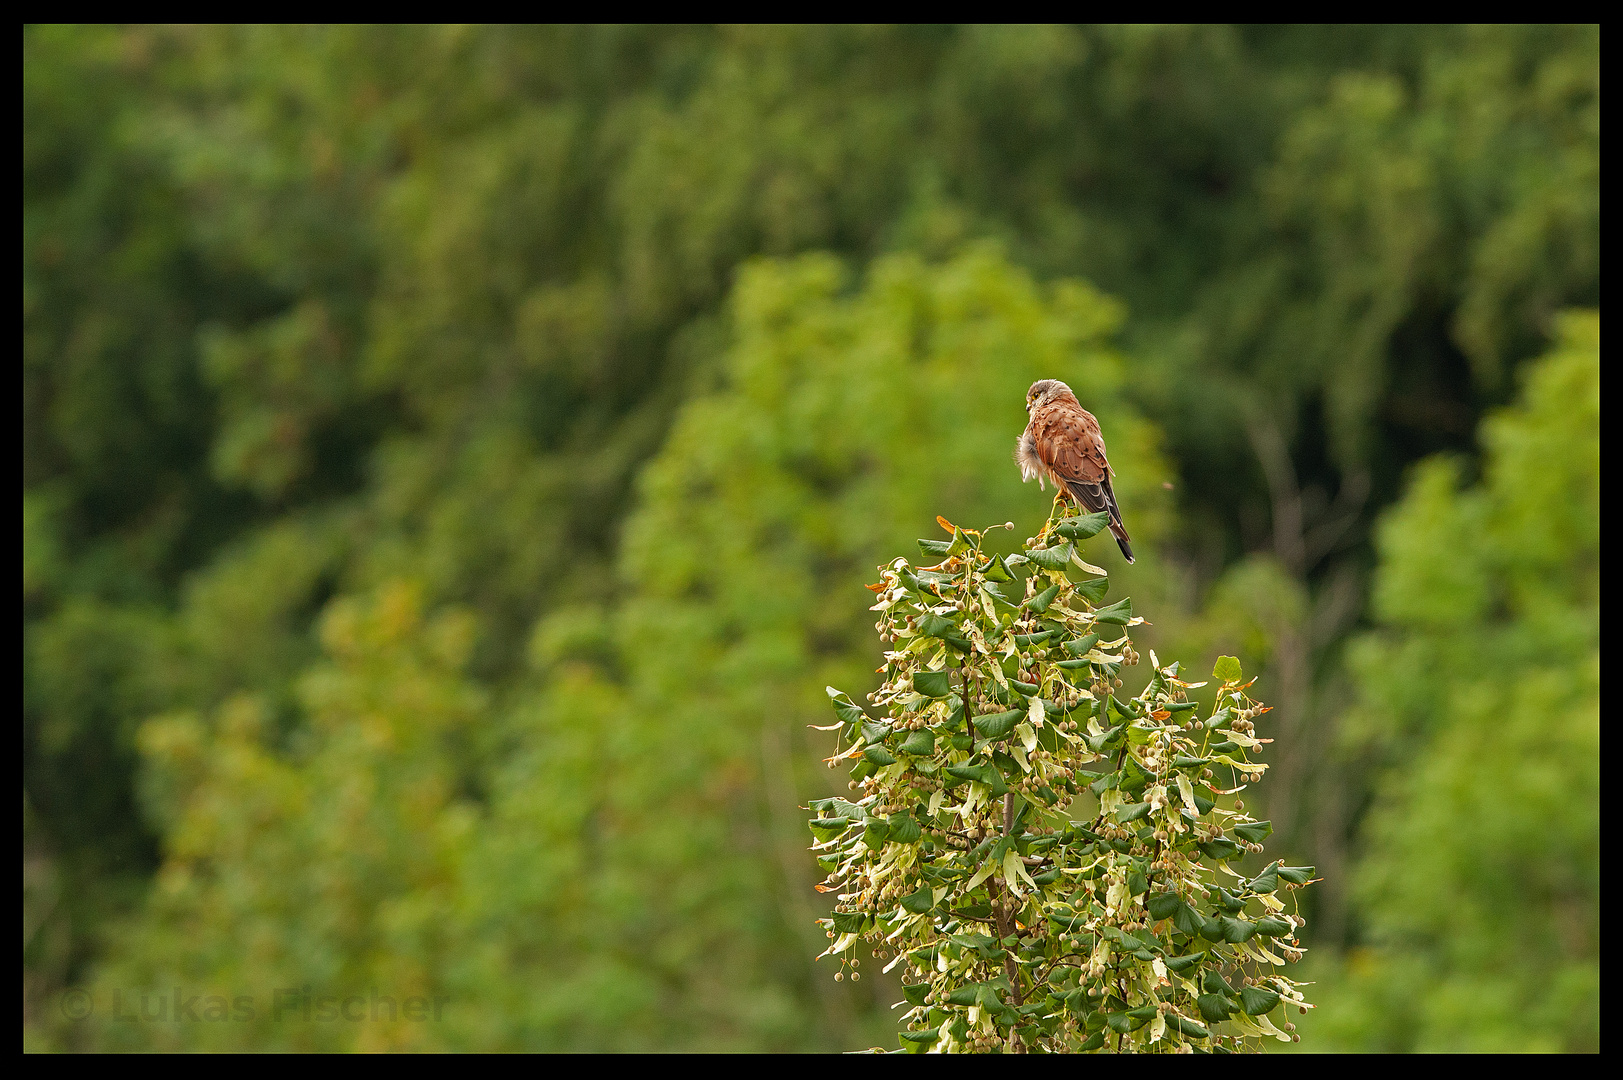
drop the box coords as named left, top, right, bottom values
left=810, top=513, right=1315, bottom=1053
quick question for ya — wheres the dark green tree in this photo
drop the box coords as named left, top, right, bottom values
left=815, top=514, right=1314, bottom=1052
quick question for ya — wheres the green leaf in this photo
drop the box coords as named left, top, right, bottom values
left=1026, top=582, right=1062, bottom=613
left=1212, top=655, right=1243, bottom=684
left=1278, top=865, right=1315, bottom=885
left=1146, top=891, right=1182, bottom=920
left=1084, top=721, right=1123, bottom=753
left=912, top=670, right=954, bottom=698
left=916, top=613, right=958, bottom=638
left=1127, top=871, right=1148, bottom=896
left=946, top=982, right=1002, bottom=1008
left=888, top=814, right=923, bottom=844
left=983, top=583, right=1015, bottom=607
left=1197, top=993, right=1234, bottom=1023
left=1220, top=916, right=1258, bottom=943
left=1056, top=658, right=1092, bottom=672
left=901, top=984, right=931, bottom=1007
left=826, top=687, right=866, bottom=726
left=1203, top=969, right=1236, bottom=995
left=1063, top=633, right=1100, bottom=656
left=1009, top=679, right=1039, bottom=697
left=944, top=763, right=1008, bottom=796
left=898, top=1028, right=938, bottom=1045
left=831, top=911, right=868, bottom=934
left=1163, top=951, right=1204, bottom=972
left=862, top=820, right=892, bottom=849
left=827, top=797, right=869, bottom=819
left=1092, top=597, right=1133, bottom=624
left=863, top=745, right=896, bottom=767
left=898, top=728, right=936, bottom=756
left=971, top=709, right=1022, bottom=739
left=1056, top=512, right=1111, bottom=540
left=1173, top=904, right=1206, bottom=939
left=1116, top=801, right=1152, bottom=823
left=808, top=817, right=850, bottom=842
left=1170, top=1014, right=1211, bottom=1039
left=1254, top=917, right=1292, bottom=938
left=917, top=538, right=952, bottom=557
left=1027, top=544, right=1073, bottom=571
left=1072, top=577, right=1109, bottom=605
left=860, top=719, right=892, bottom=745
left=1233, top=820, right=1273, bottom=844
left=1248, top=865, right=1281, bottom=894
left=1103, top=926, right=1141, bottom=949
left=1013, top=630, right=1055, bottom=646
left=984, top=555, right=1014, bottom=583
left=1240, top=986, right=1281, bottom=1016
left=899, top=881, right=933, bottom=913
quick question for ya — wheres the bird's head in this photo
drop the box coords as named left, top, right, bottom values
left=1026, top=379, right=1074, bottom=412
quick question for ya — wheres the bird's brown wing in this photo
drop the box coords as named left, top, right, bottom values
left=1033, top=402, right=1135, bottom=562
left=1032, top=404, right=1110, bottom=511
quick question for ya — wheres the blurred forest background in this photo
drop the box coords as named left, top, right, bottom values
left=24, top=25, right=1597, bottom=1052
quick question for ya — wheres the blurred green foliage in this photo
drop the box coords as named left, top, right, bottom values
left=77, top=249, right=1160, bottom=1051
left=1303, top=317, right=1599, bottom=1052
left=23, top=25, right=1597, bottom=1051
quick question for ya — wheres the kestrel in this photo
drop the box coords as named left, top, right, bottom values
left=1016, top=379, right=1135, bottom=563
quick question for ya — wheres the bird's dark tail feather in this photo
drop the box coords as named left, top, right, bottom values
left=1110, top=521, right=1134, bottom=564
left=1061, top=475, right=1135, bottom=564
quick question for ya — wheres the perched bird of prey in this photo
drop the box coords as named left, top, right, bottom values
left=1016, top=379, right=1135, bottom=563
